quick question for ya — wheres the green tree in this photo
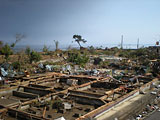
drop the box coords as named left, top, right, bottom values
left=25, top=46, right=31, bottom=56
left=43, top=45, right=49, bottom=53
left=29, top=50, right=41, bottom=63
left=0, top=34, right=24, bottom=61
left=12, top=61, right=21, bottom=71
left=1, top=44, right=13, bottom=61
left=0, top=41, right=3, bottom=49
left=25, top=47, right=41, bottom=63
left=89, top=46, right=95, bottom=54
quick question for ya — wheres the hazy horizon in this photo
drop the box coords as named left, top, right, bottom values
left=12, top=43, right=155, bottom=52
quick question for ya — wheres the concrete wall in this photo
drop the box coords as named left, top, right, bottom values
left=24, top=87, right=51, bottom=96
left=29, top=84, right=50, bottom=89
left=13, top=91, right=39, bottom=99
left=91, top=82, right=119, bottom=89
left=69, top=94, right=105, bottom=106
left=69, top=90, right=103, bottom=98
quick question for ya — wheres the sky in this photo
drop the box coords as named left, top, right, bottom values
left=0, top=0, right=160, bottom=48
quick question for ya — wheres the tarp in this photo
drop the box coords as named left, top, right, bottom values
left=54, top=117, right=65, bottom=120
left=38, top=63, right=44, bottom=69
left=45, top=65, right=53, bottom=71
left=1, top=68, right=8, bottom=77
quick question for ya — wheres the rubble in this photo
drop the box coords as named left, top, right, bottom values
left=0, top=48, right=160, bottom=120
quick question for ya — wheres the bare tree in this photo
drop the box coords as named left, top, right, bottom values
left=11, top=33, right=25, bottom=48
left=73, top=35, right=87, bottom=49
left=54, top=40, right=59, bottom=51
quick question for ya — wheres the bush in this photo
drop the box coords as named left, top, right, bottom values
left=43, top=45, right=49, bottom=53
left=68, top=52, right=89, bottom=65
left=25, top=47, right=41, bottom=63
left=29, top=50, right=41, bottom=63
left=12, top=61, right=21, bottom=70
left=93, top=57, right=102, bottom=65
left=25, top=47, right=31, bottom=56
left=52, top=100, right=63, bottom=110
left=1, top=44, right=13, bottom=61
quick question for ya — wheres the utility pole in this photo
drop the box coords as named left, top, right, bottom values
left=121, top=35, right=123, bottom=49
left=137, top=38, right=139, bottom=49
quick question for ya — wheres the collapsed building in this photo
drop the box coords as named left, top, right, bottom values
left=0, top=70, right=159, bottom=120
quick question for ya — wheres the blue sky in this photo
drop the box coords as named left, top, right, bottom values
left=0, top=0, right=160, bottom=48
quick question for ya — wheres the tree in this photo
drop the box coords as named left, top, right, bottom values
left=89, top=46, right=95, bottom=54
left=11, top=33, right=25, bottom=48
left=54, top=40, right=59, bottom=51
left=0, top=41, right=3, bottom=48
left=73, top=35, right=87, bottom=49
left=12, top=61, right=21, bottom=71
left=25, top=46, right=31, bottom=56
left=43, top=45, right=49, bottom=53
left=0, top=34, right=24, bottom=61
left=1, top=44, right=13, bottom=61
left=25, top=47, right=41, bottom=63
left=0, top=41, right=3, bottom=52
left=29, top=50, right=41, bottom=64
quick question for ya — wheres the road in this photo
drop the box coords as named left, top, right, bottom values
left=144, top=111, right=160, bottom=120
left=95, top=90, right=158, bottom=120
